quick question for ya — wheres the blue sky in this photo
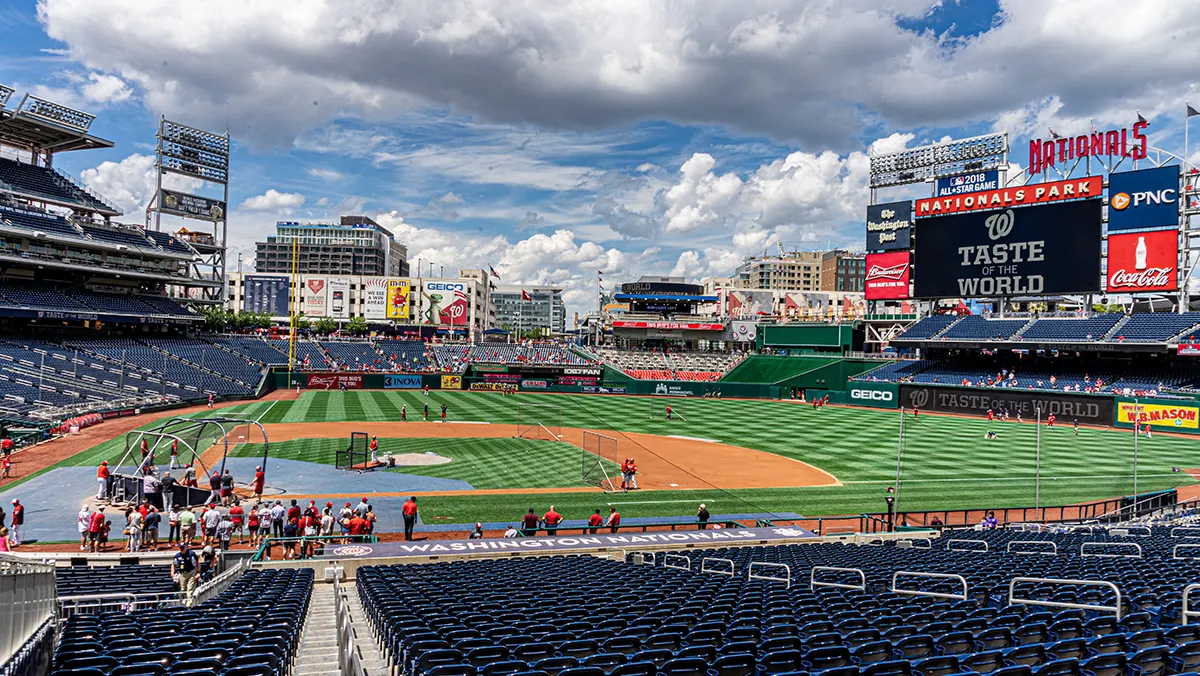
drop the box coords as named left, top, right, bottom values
left=2, top=0, right=1198, bottom=318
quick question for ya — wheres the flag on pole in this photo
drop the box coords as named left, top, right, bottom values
left=521, top=289, right=532, bottom=301
left=1090, top=118, right=1098, bottom=134
left=488, top=266, right=500, bottom=279
left=1136, top=110, right=1148, bottom=124
left=1188, top=103, right=1200, bottom=118
left=1048, top=127, right=1062, bottom=140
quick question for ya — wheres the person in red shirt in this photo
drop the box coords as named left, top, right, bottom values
left=140, top=438, right=150, bottom=461
left=88, top=505, right=107, bottom=553
left=401, top=496, right=418, bottom=541
left=520, top=508, right=540, bottom=536
left=542, top=505, right=562, bottom=535
left=286, top=500, right=302, bottom=524
left=604, top=507, right=621, bottom=533
left=1, top=455, right=10, bottom=479
left=229, top=502, right=245, bottom=544
left=305, top=499, right=319, bottom=520
left=666, top=404, right=673, bottom=421
left=369, top=436, right=379, bottom=466
left=97, top=461, right=110, bottom=500
left=1, top=436, right=14, bottom=457
left=9, top=499, right=22, bottom=546
left=1047, top=413, right=1056, bottom=428
left=348, top=514, right=369, bottom=542
left=587, top=509, right=603, bottom=534
left=252, top=466, right=265, bottom=498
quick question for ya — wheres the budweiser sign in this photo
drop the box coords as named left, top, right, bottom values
left=915, top=177, right=1101, bottom=217
left=1105, top=230, right=1178, bottom=293
left=864, top=251, right=911, bottom=300
left=611, top=320, right=724, bottom=331
left=1028, top=121, right=1148, bottom=175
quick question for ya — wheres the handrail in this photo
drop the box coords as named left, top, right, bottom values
left=811, top=566, right=866, bottom=591
left=662, top=554, right=691, bottom=571
left=1008, top=577, right=1122, bottom=619
left=625, top=551, right=655, bottom=565
left=892, top=571, right=968, bottom=601
left=57, top=591, right=180, bottom=616
left=1007, top=540, right=1058, bottom=555
left=1172, top=527, right=1200, bottom=538
left=899, top=538, right=932, bottom=549
left=1009, top=523, right=1045, bottom=532
left=700, top=557, right=735, bottom=577
left=252, top=534, right=381, bottom=562
left=947, top=539, right=989, bottom=552
left=1109, top=525, right=1152, bottom=537
left=191, top=559, right=243, bottom=605
left=1185, top=584, right=1200, bottom=626
left=748, top=562, right=791, bottom=588
left=1174, top=544, right=1200, bottom=560
left=1080, top=542, right=1143, bottom=558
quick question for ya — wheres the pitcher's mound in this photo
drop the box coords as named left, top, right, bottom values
left=390, top=453, right=452, bottom=467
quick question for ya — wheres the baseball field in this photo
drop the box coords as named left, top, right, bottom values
left=21, top=389, right=1196, bottom=532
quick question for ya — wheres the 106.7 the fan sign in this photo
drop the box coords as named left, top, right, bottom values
left=1106, top=230, right=1178, bottom=293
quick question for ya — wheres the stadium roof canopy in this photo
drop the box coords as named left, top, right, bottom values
left=0, top=89, right=114, bottom=154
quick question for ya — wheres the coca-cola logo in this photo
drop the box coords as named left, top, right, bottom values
left=1109, top=267, right=1174, bottom=289
left=866, top=262, right=909, bottom=281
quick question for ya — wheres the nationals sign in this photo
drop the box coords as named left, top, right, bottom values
left=1106, top=230, right=1178, bottom=293
left=864, top=251, right=911, bottom=300
left=913, top=200, right=1102, bottom=299
left=915, top=177, right=1102, bottom=217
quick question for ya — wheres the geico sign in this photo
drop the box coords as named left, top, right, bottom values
left=850, top=389, right=893, bottom=401
left=426, top=282, right=466, bottom=291
left=1110, top=188, right=1176, bottom=211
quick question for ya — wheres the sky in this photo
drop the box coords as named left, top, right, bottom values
left=2, top=0, right=1200, bottom=321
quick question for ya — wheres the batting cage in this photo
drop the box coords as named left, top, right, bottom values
left=514, top=403, right=563, bottom=441
left=581, top=430, right=620, bottom=492
left=335, top=431, right=374, bottom=471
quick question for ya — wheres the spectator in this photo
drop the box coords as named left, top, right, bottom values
left=503, top=524, right=519, bottom=538
left=247, top=503, right=260, bottom=547
left=201, top=505, right=222, bottom=548
left=468, top=523, right=484, bottom=539
left=604, top=507, right=621, bottom=533
left=401, top=496, right=419, bottom=541
left=172, top=542, right=199, bottom=607
left=143, top=506, right=161, bottom=551
left=365, top=505, right=376, bottom=535
left=206, top=471, right=221, bottom=506
left=217, top=512, right=233, bottom=551
left=179, top=506, right=197, bottom=545
left=96, top=461, right=110, bottom=500
left=143, top=471, right=161, bottom=510
left=198, top=546, right=217, bottom=582
left=167, top=503, right=181, bottom=545
left=125, top=508, right=142, bottom=553
left=159, top=471, right=176, bottom=508
left=258, top=502, right=274, bottom=546
left=252, top=466, right=265, bottom=499
left=930, top=515, right=944, bottom=529
left=8, top=499, right=22, bottom=546
left=0, top=526, right=10, bottom=553
left=697, top=503, right=710, bottom=530
left=355, top=497, right=370, bottom=518
left=520, top=508, right=540, bottom=536
left=88, top=505, right=106, bottom=553
left=586, top=509, right=603, bottom=534
left=981, top=511, right=999, bottom=529
left=286, top=499, right=301, bottom=523
left=348, top=512, right=369, bottom=542
left=338, top=502, right=354, bottom=541
left=283, top=518, right=299, bottom=559
left=77, top=503, right=91, bottom=551
left=270, top=500, right=286, bottom=539
left=542, top=505, right=563, bottom=536
left=320, top=507, right=336, bottom=540
left=229, top=500, right=245, bottom=544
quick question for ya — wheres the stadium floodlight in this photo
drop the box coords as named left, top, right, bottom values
left=870, top=132, right=1008, bottom=189
left=0, top=85, right=13, bottom=110
left=157, top=119, right=230, bottom=184
left=16, top=94, right=95, bottom=132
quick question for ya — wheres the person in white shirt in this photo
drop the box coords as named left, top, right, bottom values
left=354, top=498, right=370, bottom=519
left=503, top=525, right=519, bottom=538
left=77, top=503, right=91, bottom=551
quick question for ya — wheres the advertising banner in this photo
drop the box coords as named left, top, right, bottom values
left=651, top=382, right=701, bottom=397
left=730, top=321, right=758, bottom=342
left=1117, top=401, right=1199, bottom=429
left=327, top=278, right=350, bottom=319
left=583, top=385, right=627, bottom=394
left=846, top=381, right=898, bottom=409
left=470, top=382, right=506, bottom=391
left=1178, top=344, right=1200, bottom=356
left=1107, top=166, right=1180, bottom=232
left=1106, top=230, right=1178, bottom=293
left=898, top=384, right=1114, bottom=425
left=913, top=200, right=1102, bottom=299
left=364, top=278, right=388, bottom=320
left=866, top=201, right=913, bottom=251
left=243, top=275, right=290, bottom=316
left=383, top=374, right=423, bottom=389
left=420, top=281, right=468, bottom=326
left=385, top=280, right=411, bottom=320
left=865, top=251, right=911, bottom=300
left=303, top=277, right=327, bottom=316
left=915, top=176, right=1102, bottom=217
left=307, top=374, right=363, bottom=389
left=520, top=380, right=549, bottom=389
left=935, top=170, right=1000, bottom=197
left=159, top=188, right=226, bottom=221
left=440, top=375, right=462, bottom=390
left=728, top=290, right=775, bottom=317
left=611, top=320, right=725, bottom=331
left=558, top=375, right=599, bottom=386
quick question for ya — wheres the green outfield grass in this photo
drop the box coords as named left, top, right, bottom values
left=229, top=436, right=620, bottom=490
left=54, top=390, right=1200, bottom=524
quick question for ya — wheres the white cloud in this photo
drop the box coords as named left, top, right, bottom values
left=77, top=153, right=201, bottom=216
left=79, top=72, right=132, bottom=104
left=306, top=167, right=345, bottom=182
left=240, top=189, right=306, bottom=213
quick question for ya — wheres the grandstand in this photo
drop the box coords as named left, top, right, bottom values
left=596, top=348, right=741, bottom=381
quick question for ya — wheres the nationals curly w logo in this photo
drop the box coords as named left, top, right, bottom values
left=985, top=209, right=1015, bottom=240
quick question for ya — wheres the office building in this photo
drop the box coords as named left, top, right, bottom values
left=820, top=251, right=866, bottom=292
left=493, top=284, right=566, bottom=334
left=254, top=215, right=408, bottom=276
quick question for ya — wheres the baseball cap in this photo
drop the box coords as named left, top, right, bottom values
left=345, top=502, right=352, bottom=507
left=101, top=460, right=108, bottom=465
left=256, top=465, right=262, bottom=470
left=10, top=499, right=16, bottom=505
left=326, top=501, right=333, bottom=508
left=361, top=497, right=368, bottom=501
left=97, top=505, right=105, bottom=511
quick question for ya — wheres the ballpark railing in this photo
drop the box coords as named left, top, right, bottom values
left=0, top=554, right=56, bottom=670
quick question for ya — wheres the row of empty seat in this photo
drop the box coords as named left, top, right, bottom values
left=896, top=314, right=1200, bottom=344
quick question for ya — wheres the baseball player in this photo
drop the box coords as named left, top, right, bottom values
left=1047, top=413, right=1056, bottom=428
left=423, top=403, right=429, bottom=422
left=401, top=404, right=407, bottom=422
left=440, top=403, right=448, bottom=423
left=666, top=404, right=673, bottom=421
left=369, top=436, right=379, bottom=465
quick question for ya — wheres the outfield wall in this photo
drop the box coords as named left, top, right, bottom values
left=898, top=383, right=1115, bottom=426
left=1113, top=397, right=1200, bottom=434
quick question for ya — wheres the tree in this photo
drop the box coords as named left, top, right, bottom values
left=346, top=316, right=369, bottom=335
left=199, top=305, right=229, bottom=332
left=252, top=311, right=274, bottom=330
left=291, top=313, right=312, bottom=332
left=314, top=317, right=338, bottom=335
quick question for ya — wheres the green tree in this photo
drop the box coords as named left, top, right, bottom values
left=314, top=317, right=338, bottom=335
left=346, top=316, right=369, bottom=335
left=291, top=313, right=312, bottom=332
left=199, top=305, right=229, bottom=332
left=252, top=311, right=274, bottom=330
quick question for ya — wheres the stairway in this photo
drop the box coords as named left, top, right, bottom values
left=342, top=588, right=389, bottom=675
left=295, top=584, right=340, bottom=676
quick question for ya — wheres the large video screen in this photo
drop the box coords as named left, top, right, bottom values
left=913, top=199, right=1102, bottom=299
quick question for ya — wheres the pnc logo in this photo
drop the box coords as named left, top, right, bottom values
left=851, top=389, right=893, bottom=401
left=1112, top=188, right=1175, bottom=211
left=1111, top=192, right=1131, bottom=211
